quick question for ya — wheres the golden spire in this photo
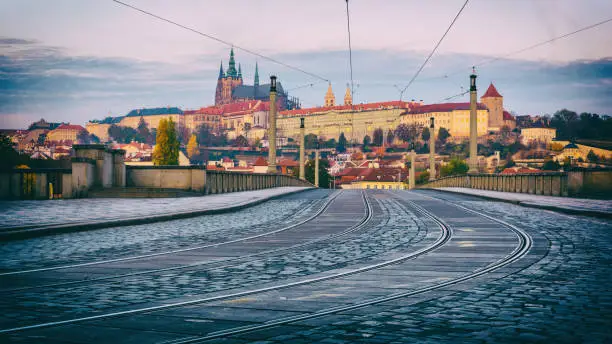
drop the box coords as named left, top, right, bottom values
left=324, top=83, right=336, bottom=107
left=344, top=84, right=352, bottom=106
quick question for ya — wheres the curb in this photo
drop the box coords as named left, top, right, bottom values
left=0, top=187, right=315, bottom=242
left=421, top=188, right=612, bottom=219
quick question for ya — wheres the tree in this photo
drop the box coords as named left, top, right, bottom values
left=108, top=124, right=137, bottom=143
left=421, top=127, right=430, bottom=142
left=542, top=159, right=561, bottom=171
left=439, top=157, right=469, bottom=177
left=304, top=133, right=318, bottom=149
left=136, top=116, right=153, bottom=143
left=438, top=127, right=451, bottom=144
left=362, top=135, right=371, bottom=147
left=77, top=130, right=90, bottom=144
left=234, top=135, right=248, bottom=147
left=153, top=118, right=180, bottom=165
left=416, top=171, right=430, bottom=185
left=372, top=128, right=384, bottom=146
left=386, top=130, right=395, bottom=145
left=587, top=150, right=600, bottom=163
left=337, top=132, right=347, bottom=153
left=186, top=134, right=199, bottom=158
left=305, top=158, right=331, bottom=188
left=395, top=123, right=418, bottom=143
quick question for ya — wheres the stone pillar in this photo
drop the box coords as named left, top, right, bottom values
left=267, top=76, right=278, bottom=174
left=429, top=117, right=435, bottom=181
left=315, top=148, right=320, bottom=187
left=469, top=70, right=479, bottom=173
left=409, top=150, right=416, bottom=190
left=113, top=149, right=126, bottom=187
left=299, top=117, right=305, bottom=180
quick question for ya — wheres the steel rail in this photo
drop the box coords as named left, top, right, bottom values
left=2, top=191, right=372, bottom=293
left=0, top=191, right=344, bottom=277
left=160, top=195, right=532, bottom=343
left=0, top=192, right=446, bottom=335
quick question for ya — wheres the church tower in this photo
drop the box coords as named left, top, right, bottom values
left=344, top=85, right=352, bottom=106
left=480, top=83, right=504, bottom=129
left=215, top=48, right=244, bottom=105
left=324, top=83, right=336, bottom=107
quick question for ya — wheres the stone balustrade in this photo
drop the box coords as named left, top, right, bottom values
left=421, top=170, right=612, bottom=198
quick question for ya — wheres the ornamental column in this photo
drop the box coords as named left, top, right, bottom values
left=409, top=148, right=416, bottom=190
left=267, top=76, right=278, bottom=174
left=299, top=117, right=305, bottom=180
left=469, top=69, right=479, bottom=173
left=315, top=142, right=320, bottom=187
left=429, top=117, right=436, bottom=181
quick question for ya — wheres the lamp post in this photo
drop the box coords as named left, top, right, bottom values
left=314, top=141, right=320, bottom=187
left=469, top=69, right=478, bottom=173
left=299, top=117, right=305, bottom=180
left=267, top=76, right=278, bottom=174
left=429, top=117, right=435, bottom=181
left=409, top=142, right=416, bottom=190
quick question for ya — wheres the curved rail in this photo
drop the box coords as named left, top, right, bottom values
left=0, top=192, right=448, bottom=335
left=3, top=190, right=372, bottom=293
left=0, top=190, right=344, bottom=277
left=160, top=196, right=532, bottom=343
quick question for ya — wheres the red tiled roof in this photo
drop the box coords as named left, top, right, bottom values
left=500, top=167, right=542, bottom=175
left=481, top=83, right=502, bottom=98
left=253, top=156, right=268, bottom=166
left=278, top=158, right=298, bottom=167
left=403, top=102, right=487, bottom=115
left=185, top=100, right=270, bottom=117
left=503, top=111, right=514, bottom=121
left=279, top=101, right=415, bottom=116
left=55, top=124, right=86, bottom=131
left=359, top=167, right=408, bottom=182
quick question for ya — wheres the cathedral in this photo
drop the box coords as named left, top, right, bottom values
left=215, top=49, right=300, bottom=110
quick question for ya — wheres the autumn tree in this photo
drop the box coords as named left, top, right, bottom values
left=186, top=134, right=199, bottom=158
left=153, top=118, right=180, bottom=165
left=395, top=123, right=418, bottom=143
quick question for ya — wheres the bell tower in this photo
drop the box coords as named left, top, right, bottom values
left=324, top=83, right=336, bottom=107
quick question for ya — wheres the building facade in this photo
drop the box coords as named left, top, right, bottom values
left=521, top=127, right=557, bottom=144
left=400, top=103, right=490, bottom=138
left=46, top=124, right=86, bottom=143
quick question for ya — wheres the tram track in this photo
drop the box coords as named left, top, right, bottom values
left=1, top=190, right=377, bottom=293
left=0, top=192, right=532, bottom=341
left=160, top=195, right=533, bottom=343
left=0, top=190, right=344, bottom=278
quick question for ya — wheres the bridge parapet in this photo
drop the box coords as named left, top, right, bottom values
left=421, top=170, right=612, bottom=198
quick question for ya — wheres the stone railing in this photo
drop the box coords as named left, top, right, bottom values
left=204, top=170, right=311, bottom=194
left=421, top=170, right=612, bottom=198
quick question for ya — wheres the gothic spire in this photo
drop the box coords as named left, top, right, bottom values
left=254, top=62, right=259, bottom=87
left=238, top=63, right=242, bottom=78
left=218, top=61, right=224, bottom=79
left=227, top=48, right=237, bottom=77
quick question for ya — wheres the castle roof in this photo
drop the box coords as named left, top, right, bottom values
left=55, top=124, right=86, bottom=131
left=253, top=156, right=268, bottom=166
left=125, top=107, right=183, bottom=117
left=503, top=110, right=514, bottom=121
left=232, top=83, right=285, bottom=100
left=481, top=83, right=502, bottom=98
left=403, top=102, right=487, bottom=115
left=187, top=100, right=269, bottom=117
left=280, top=101, right=413, bottom=116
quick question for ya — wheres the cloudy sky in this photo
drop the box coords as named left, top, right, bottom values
left=1, top=0, right=611, bottom=128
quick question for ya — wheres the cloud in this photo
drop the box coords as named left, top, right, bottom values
left=0, top=37, right=37, bottom=45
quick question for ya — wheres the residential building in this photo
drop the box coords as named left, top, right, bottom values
left=46, top=124, right=86, bottom=143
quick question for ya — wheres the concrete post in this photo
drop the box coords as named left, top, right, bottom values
left=315, top=148, right=320, bottom=187
left=409, top=150, right=416, bottom=190
left=469, top=70, right=479, bottom=173
left=429, top=117, right=435, bottom=181
left=267, top=76, right=278, bottom=174
left=299, top=117, right=305, bottom=180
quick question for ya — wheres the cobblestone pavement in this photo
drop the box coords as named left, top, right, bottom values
left=0, top=187, right=310, bottom=229
left=436, top=187, right=612, bottom=214
left=0, top=189, right=330, bottom=272
left=2, top=190, right=611, bottom=343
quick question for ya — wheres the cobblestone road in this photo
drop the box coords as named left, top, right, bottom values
left=1, top=190, right=611, bottom=343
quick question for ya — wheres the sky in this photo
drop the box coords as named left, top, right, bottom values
left=1, top=0, right=611, bottom=129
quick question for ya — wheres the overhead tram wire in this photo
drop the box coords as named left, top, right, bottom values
left=345, top=0, right=355, bottom=103
left=398, top=0, right=469, bottom=100
left=409, top=16, right=612, bottom=84
left=112, top=0, right=329, bottom=83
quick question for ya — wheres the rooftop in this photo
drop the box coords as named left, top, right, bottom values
left=482, top=83, right=503, bottom=98
left=403, top=102, right=488, bottom=115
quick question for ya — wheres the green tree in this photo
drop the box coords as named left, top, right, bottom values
left=395, top=123, right=418, bottom=143
left=337, top=132, right=347, bottom=153
left=439, top=157, right=469, bottom=177
left=136, top=116, right=153, bottom=143
left=363, top=135, right=371, bottom=147
left=421, top=127, right=430, bottom=142
left=541, top=159, right=561, bottom=171
left=372, top=128, right=384, bottom=146
left=416, top=171, right=430, bottom=185
left=186, top=134, right=199, bottom=158
left=438, top=127, right=451, bottom=144
left=153, top=118, right=180, bottom=165
left=305, top=158, right=331, bottom=188
left=587, top=150, right=600, bottom=163
left=234, top=135, right=248, bottom=147
left=77, top=130, right=90, bottom=144
left=386, top=130, right=395, bottom=145
left=304, top=133, right=318, bottom=149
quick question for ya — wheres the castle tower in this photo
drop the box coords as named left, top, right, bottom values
left=254, top=62, right=259, bottom=87
left=481, top=83, right=504, bottom=129
left=215, top=49, right=244, bottom=105
left=344, top=84, right=352, bottom=106
left=324, top=83, right=336, bottom=107
left=238, top=63, right=242, bottom=80
left=227, top=48, right=237, bottom=78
